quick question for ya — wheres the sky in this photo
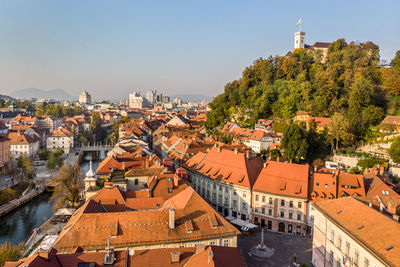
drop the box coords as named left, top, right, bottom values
left=0, top=0, right=399, bottom=100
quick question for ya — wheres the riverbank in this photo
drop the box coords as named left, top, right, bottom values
left=0, top=192, right=53, bottom=245
left=0, top=185, right=45, bottom=217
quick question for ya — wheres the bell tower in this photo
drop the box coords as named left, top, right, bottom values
left=294, top=31, right=305, bottom=50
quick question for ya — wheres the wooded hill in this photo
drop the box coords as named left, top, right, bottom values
left=206, top=39, right=400, bottom=140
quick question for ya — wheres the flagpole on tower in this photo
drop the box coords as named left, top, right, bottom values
left=296, top=18, right=302, bottom=32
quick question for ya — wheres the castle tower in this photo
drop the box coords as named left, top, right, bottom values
left=294, top=31, right=305, bottom=49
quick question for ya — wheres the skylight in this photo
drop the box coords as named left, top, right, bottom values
left=337, top=210, right=342, bottom=214
left=386, top=246, right=393, bottom=251
left=357, top=225, right=364, bottom=230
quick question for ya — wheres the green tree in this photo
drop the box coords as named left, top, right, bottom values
left=357, top=158, right=386, bottom=171
left=328, top=113, right=354, bottom=151
left=391, top=50, right=400, bottom=70
left=50, top=164, right=83, bottom=210
left=37, top=149, right=49, bottom=160
left=0, top=241, right=25, bottom=266
left=389, top=137, right=400, bottom=163
left=306, top=121, right=329, bottom=162
left=269, top=148, right=281, bottom=160
left=17, top=154, right=34, bottom=180
left=47, top=154, right=57, bottom=169
left=282, top=122, right=308, bottom=163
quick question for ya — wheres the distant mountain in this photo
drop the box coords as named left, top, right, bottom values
left=10, top=88, right=75, bottom=101
left=0, top=94, right=15, bottom=102
left=170, top=94, right=213, bottom=103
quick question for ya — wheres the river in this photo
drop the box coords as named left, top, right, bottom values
left=0, top=153, right=99, bottom=245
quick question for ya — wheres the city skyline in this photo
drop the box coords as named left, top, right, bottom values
left=0, top=0, right=399, bottom=99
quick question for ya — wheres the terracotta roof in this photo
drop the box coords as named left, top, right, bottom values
left=311, top=42, right=331, bottom=48
left=313, top=197, right=400, bottom=267
left=253, top=161, right=310, bottom=198
left=48, top=127, right=73, bottom=138
left=310, top=172, right=337, bottom=202
left=7, top=131, right=39, bottom=145
left=364, top=173, right=399, bottom=198
left=381, top=116, right=400, bottom=126
left=306, top=117, right=331, bottom=127
left=186, top=147, right=263, bottom=188
left=52, top=186, right=239, bottom=252
left=337, top=173, right=365, bottom=198
left=5, top=246, right=246, bottom=267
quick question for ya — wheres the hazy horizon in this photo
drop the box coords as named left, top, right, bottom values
left=0, top=0, right=399, bottom=99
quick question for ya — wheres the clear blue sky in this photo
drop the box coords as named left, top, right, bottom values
left=0, top=0, right=399, bottom=100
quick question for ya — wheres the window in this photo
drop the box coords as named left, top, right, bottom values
left=243, top=192, right=246, bottom=198
left=269, top=198, right=273, bottom=204
left=168, top=188, right=172, bottom=193
left=232, top=200, right=237, bottom=207
left=213, top=183, right=216, bottom=189
left=364, top=258, right=369, bottom=267
left=261, top=207, right=265, bottom=214
left=242, top=202, right=247, bottom=210
left=289, top=201, right=293, bottom=207
left=280, top=210, right=284, bottom=217
left=209, top=241, right=216, bottom=245
left=345, top=241, right=350, bottom=256
left=316, top=182, right=319, bottom=186
left=354, top=251, right=359, bottom=266
left=329, top=252, right=334, bottom=264
left=233, top=191, right=237, bottom=196
left=262, top=196, right=266, bottom=203
left=219, top=185, right=222, bottom=190
left=336, top=259, right=341, bottom=267
left=255, top=195, right=259, bottom=202
left=289, top=212, right=293, bottom=219
left=298, top=202, right=302, bottom=209
left=223, top=239, right=229, bottom=246
left=134, top=179, right=138, bottom=185
left=281, top=199, right=285, bottom=206
left=338, top=236, right=342, bottom=250
left=331, top=229, right=335, bottom=242
left=212, top=193, right=216, bottom=200
left=297, top=213, right=302, bottom=220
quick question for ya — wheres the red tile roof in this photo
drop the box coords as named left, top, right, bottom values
left=186, top=147, right=264, bottom=188
left=5, top=246, right=246, bottom=267
left=313, top=197, right=400, bottom=267
left=253, top=161, right=310, bottom=198
left=52, top=186, right=239, bottom=253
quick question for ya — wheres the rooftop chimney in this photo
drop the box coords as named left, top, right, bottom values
left=169, top=208, right=175, bottom=229
left=173, top=175, right=179, bottom=187
left=387, top=201, right=399, bottom=215
left=170, top=251, right=181, bottom=264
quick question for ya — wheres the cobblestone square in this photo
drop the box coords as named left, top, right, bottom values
left=238, top=229, right=312, bottom=267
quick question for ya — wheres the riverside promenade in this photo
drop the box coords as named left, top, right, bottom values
left=0, top=185, right=45, bottom=217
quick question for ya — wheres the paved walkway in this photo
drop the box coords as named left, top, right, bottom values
left=238, top=229, right=312, bottom=267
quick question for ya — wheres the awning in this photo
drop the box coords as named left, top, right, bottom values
left=225, top=215, right=235, bottom=221
left=230, top=218, right=248, bottom=227
left=245, top=223, right=257, bottom=229
left=55, top=208, right=75, bottom=216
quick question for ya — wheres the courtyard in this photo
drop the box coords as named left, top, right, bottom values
left=238, top=229, right=312, bottom=267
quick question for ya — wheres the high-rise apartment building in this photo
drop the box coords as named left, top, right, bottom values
left=79, top=90, right=92, bottom=104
